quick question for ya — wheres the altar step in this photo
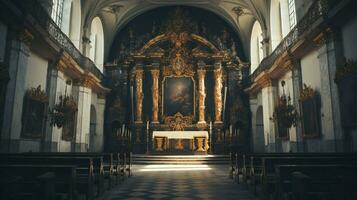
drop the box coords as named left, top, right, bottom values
left=132, top=155, right=230, bottom=165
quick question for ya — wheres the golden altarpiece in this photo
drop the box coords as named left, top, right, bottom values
left=105, top=8, right=250, bottom=154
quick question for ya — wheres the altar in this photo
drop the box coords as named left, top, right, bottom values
left=152, top=131, right=209, bottom=153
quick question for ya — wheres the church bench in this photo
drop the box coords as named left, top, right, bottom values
left=275, top=165, right=357, bottom=200
left=118, top=152, right=132, bottom=179
left=0, top=155, right=101, bottom=200
left=241, top=153, right=357, bottom=185
left=254, top=157, right=357, bottom=199
left=0, top=164, right=76, bottom=200
left=23, top=152, right=116, bottom=189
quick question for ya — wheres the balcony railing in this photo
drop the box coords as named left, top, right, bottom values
left=250, top=0, right=338, bottom=83
left=13, top=0, right=104, bottom=81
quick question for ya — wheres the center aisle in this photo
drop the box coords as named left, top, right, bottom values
left=105, top=164, right=257, bottom=200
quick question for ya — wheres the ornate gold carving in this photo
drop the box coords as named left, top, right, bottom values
left=195, top=137, right=205, bottom=152
left=299, top=84, right=316, bottom=102
left=73, top=77, right=92, bottom=88
left=26, top=85, right=48, bottom=103
left=197, top=68, right=206, bottom=124
left=313, top=28, right=333, bottom=48
left=18, top=29, right=34, bottom=46
left=154, top=137, right=165, bottom=151
left=214, top=65, right=223, bottom=122
left=164, top=112, right=193, bottom=131
left=151, top=69, right=160, bottom=123
left=135, top=68, right=144, bottom=123
left=164, top=53, right=194, bottom=76
left=175, top=139, right=184, bottom=150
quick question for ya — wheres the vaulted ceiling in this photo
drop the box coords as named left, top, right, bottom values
left=80, top=0, right=271, bottom=60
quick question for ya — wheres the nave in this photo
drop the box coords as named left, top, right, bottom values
left=105, top=164, right=256, bottom=200
left=2, top=152, right=357, bottom=200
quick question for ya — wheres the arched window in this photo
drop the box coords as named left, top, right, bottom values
left=250, top=21, right=263, bottom=74
left=55, top=0, right=81, bottom=48
left=89, top=17, right=104, bottom=72
left=51, top=0, right=64, bottom=26
left=270, top=0, right=296, bottom=50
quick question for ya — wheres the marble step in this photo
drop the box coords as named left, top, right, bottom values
left=132, top=155, right=230, bottom=164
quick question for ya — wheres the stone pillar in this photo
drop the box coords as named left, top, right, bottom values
left=95, top=96, right=105, bottom=152
left=314, top=30, right=343, bottom=151
left=290, top=59, right=304, bottom=152
left=134, top=67, right=144, bottom=123
left=1, top=29, right=33, bottom=152
left=82, top=27, right=91, bottom=56
left=43, top=63, right=62, bottom=152
left=150, top=69, right=160, bottom=124
left=73, top=80, right=92, bottom=152
left=197, top=65, right=206, bottom=126
left=261, top=80, right=278, bottom=152
left=213, top=62, right=223, bottom=124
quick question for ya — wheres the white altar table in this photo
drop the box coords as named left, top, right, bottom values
left=152, top=131, right=209, bottom=152
left=152, top=131, right=208, bottom=139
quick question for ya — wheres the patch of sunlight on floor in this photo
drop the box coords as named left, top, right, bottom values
left=138, top=164, right=212, bottom=172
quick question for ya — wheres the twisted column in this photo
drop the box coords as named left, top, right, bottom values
left=151, top=69, right=160, bottom=123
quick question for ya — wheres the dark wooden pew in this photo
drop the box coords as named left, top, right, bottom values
left=255, top=157, right=357, bottom=199
left=0, top=155, right=99, bottom=200
left=275, top=165, right=357, bottom=200
left=241, top=153, right=357, bottom=185
left=0, top=164, right=76, bottom=200
left=23, top=152, right=116, bottom=189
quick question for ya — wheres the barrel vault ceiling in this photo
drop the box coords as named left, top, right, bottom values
left=81, top=0, right=270, bottom=60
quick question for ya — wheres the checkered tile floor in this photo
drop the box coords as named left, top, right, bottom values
left=106, top=165, right=257, bottom=200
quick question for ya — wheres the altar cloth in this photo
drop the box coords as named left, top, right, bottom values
left=152, top=131, right=208, bottom=139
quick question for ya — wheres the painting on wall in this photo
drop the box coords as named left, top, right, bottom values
left=300, top=84, right=321, bottom=138
left=21, top=86, right=48, bottom=139
left=163, top=77, right=194, bottom=117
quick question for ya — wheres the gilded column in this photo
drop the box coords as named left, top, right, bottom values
left=214, top=62, right=223, bottom=123
left=135, top=68, right=144, bottom=123
left=151, top=69, right=160, bottom=123
left=197, top=68, right=206, bottom=125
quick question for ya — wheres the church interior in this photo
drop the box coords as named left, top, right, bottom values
left=0, top=0, right=357, bottom=199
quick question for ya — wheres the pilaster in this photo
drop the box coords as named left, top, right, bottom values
left=314, top=29, right=344, bottom=151
left=1, top=29, right=33, bottom=152
left=290, top=58, right=305, bottom=152
left=261, top=80, right=278, bottom=152
left=73, top=80, right=92, bottom=152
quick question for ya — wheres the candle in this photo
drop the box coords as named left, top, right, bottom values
left=146, top=121, right=149, bottom=130
left=122, top=124, right=125, bottom=136
left=229, top=125, right=232, bottom=136
left=209, top=121, right=212, bottom=130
